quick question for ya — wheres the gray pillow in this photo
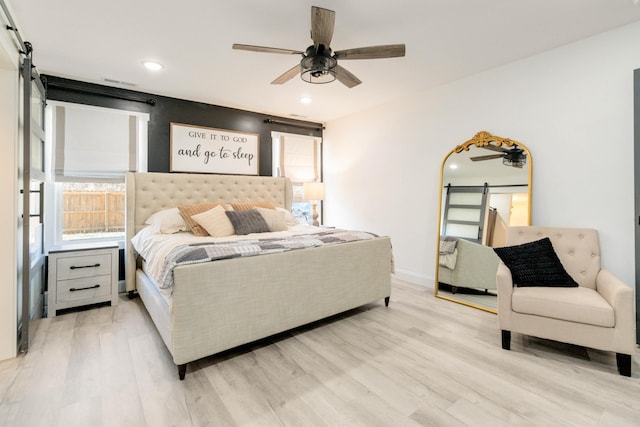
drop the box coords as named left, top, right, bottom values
left=439, top=238, right=457, bottom=255
left=225, top=210, right=270, bottom=235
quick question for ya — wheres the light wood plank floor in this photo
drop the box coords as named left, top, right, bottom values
left=1, top=279, right=639, bottom=427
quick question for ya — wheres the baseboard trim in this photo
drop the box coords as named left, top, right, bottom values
left=393, top=270, right=434, bottom=290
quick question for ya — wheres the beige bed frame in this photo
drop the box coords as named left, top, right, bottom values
left=125, top=172, right=392, bottom=379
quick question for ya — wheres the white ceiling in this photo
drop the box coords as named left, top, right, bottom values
left=8, top=0, right=640, bottom=123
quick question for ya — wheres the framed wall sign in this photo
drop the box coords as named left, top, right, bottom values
left=170, top=123, right=260, bottom=175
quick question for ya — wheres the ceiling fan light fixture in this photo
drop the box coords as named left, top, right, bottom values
left=300, top=48, right=337, bottom=84
left=502, top=150, right=527, bottom=168
left=502, top=157, right=526, bottom=168
left=301, top=66, right=336, bottom=84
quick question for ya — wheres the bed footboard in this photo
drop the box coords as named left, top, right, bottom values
left=167, top=236, right=392, bottom=375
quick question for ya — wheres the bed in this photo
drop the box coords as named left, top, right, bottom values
left=125, top=172, right=393, bottom=380
left=438, top=238, right=499, bottom=292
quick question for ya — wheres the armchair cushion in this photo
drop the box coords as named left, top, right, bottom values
left=512, top=287, right=614, bottom=327
left=493, top=238, right=578, bottom=288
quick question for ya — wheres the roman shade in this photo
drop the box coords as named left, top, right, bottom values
left=52, top=103, right=148, bottom=182
left=273, top=133, right=319, bottom=183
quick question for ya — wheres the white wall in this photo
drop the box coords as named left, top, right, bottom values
left=0, top=17, right=19, bottom=360
left=324, top=21, right=640, bottom=289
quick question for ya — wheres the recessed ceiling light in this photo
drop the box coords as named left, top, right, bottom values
left=449, top=164, right=458, bottom=170
left=299, top=96, right=312, bottom=104
left=143, top=61, right=163, bottom=71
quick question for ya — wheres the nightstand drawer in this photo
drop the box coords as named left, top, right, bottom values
left=55, top=275, right=112, bottom=305
left=56, top=253, right=113, bottom=280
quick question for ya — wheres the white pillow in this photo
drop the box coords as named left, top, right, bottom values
left=145, top=207, right=190, bottom=234
left=276, top=207, right=300, bottom=226
left=191, top=205, right=235, bottom=237
left=255, top=207, right=287, bottom=232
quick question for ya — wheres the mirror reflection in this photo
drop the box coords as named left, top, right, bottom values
left=435, top=131, right=532, bottom=313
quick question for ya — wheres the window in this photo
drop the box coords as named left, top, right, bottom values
left=271, top=132, right=322, bottom=224
left=60, top=182, right=125, bottom=241
left=45, top=102, right=148, bottom=245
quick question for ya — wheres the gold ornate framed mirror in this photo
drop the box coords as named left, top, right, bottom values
left=435, top=131, right=532, bottom=313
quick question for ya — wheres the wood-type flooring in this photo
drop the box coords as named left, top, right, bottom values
left=1, top=279, right=639, bottom=426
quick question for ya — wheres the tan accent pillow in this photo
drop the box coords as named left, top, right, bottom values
left=191, top=205, right=235, bottom=237
left=230, top=201, right=276, bottom=211
left=177, top=202, right=226, bottom=236
left=255, top=207, right=287, bottom=232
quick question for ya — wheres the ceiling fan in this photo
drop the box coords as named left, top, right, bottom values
left=471, top=145, right=527, bottom=168
left=232, top=6, right=406, bottom=88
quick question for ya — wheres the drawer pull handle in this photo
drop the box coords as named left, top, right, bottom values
left=70, top=263, right=101, bottom=270
left=69, top=284, right=100, bottom=292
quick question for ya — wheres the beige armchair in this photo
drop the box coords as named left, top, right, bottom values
left=496, top=226, right=636, bottom=376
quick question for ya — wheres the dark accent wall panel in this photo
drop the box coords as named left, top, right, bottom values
left=42, top=75, right=323, bottom=175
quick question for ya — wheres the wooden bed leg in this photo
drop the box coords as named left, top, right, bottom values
left=384, top=296, right=390, bottom=307
left=178, top=364, right=187, bottom=380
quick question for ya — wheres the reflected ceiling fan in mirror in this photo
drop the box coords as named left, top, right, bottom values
left=471, top=145, right=527, bottom=168
left=232, top=6, right=406, bottom=88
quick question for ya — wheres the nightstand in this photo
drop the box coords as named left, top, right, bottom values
left=47, top=241, right=119, bottom=317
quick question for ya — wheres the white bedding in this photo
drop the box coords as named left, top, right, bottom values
left=132, top=224, right=329, bottom=285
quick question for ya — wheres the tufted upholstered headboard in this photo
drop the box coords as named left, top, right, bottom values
left=125, top=172, right=293, bottom=291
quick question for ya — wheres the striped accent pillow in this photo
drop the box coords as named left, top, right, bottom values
left=177, top=202, right=227, bottom=236
left=230, top=201, right=276, bottom=211
left=225, top=210, right=270, bottom=235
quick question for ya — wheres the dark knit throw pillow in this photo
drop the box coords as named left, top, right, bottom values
left=225, top=209, right=270, bottom=235
left=493, top=238, right=578, bottom=288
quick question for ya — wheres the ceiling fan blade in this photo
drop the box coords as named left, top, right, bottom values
left=310, top=6, right=335, bottom=49
left=334, top=44, right=406, bottom=60
left=271, top=64, right=302, bottom=85
left=480, top=144, right=509, bottom=153
left=470, top=154, right=503, bottom=162
left=232, top=44, right=303, bottom=55
left=335, top=65, right=361, bottom=88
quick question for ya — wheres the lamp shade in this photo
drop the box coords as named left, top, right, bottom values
left=303, top=182, right=325, bottom=200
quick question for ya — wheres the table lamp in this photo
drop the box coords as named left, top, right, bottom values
left=303, top=182, right=325, bottom=226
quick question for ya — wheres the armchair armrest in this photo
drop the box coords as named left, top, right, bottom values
left=496, top=262, right=514, bottom=328
left=596, top=268, right=636, bottom=354
left=596, top=268, right=633, bottom=309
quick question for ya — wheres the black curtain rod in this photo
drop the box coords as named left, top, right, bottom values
left=45, top=79, right=156, bottom=106
left=445, top=183, right=528, bottom=188
left=264, top=118, right=324, bottom=131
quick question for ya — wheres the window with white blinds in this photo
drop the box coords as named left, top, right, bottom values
left=272, top=132, right=320, bottom=184
left=45, top=102, right=149, bottom=244
left=50, top=102, right=148, bottom=182
left=271, top=132, right=322, bottom=224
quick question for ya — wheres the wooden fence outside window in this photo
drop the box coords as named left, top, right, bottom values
left=62, top=191, right=125, bottom=235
